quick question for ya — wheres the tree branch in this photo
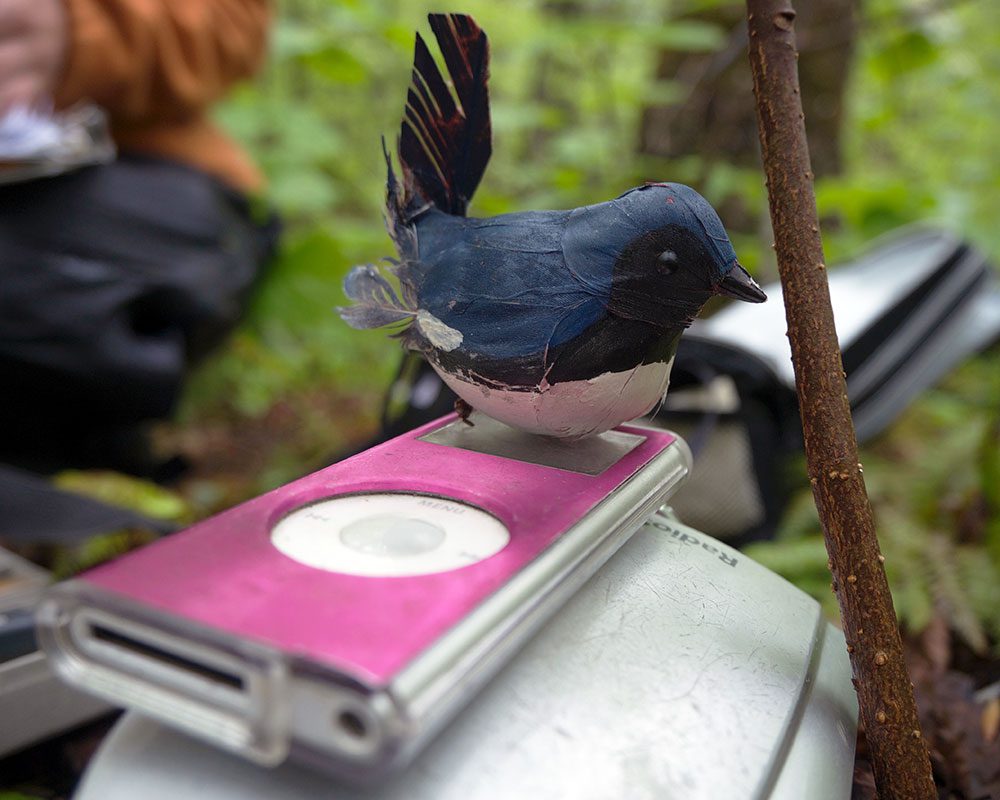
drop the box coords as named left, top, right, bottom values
left=743, top=2, right=936, bottom=797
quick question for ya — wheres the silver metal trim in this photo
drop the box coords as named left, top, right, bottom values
left=36, top=592, right=292, bottom=766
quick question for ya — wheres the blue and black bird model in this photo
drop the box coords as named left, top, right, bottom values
left=340, top=13, right=766, bottom=439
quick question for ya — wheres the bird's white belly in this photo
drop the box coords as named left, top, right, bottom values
left=433, top=359, right=674, bottom=439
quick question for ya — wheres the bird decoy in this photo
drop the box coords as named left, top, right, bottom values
left=339, top=13, right=766, bottom=439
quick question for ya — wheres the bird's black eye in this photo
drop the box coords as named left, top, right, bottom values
left=657, top=250, right=679, bottom=274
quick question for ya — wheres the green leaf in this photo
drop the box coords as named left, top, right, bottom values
left=271, top=20, right=330, bottom=60
left=53, top=471, right=189, bottom=522
left=300, top=46, right=368, bottom=84
left=268, top=170, right=340, bottom=219
left=870, top=30, right=939, bottom=80
left=743, top=537, right=830, bottom=582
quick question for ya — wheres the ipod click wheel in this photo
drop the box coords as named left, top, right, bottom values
left=271, top=493, right=510, bottom=577
left=37, top=413, right=692, bottom=781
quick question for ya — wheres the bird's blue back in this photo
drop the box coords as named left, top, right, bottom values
left=413, top=208, right=610, bottom=360
left=410, top=184, right=739, bottom=361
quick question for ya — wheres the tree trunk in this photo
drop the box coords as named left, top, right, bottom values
left=743, top=1, right=937, bottom=798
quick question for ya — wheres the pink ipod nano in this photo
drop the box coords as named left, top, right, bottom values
left=38, top=414, right=690, bottom=780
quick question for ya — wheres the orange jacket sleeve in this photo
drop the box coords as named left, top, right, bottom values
left=54, top=0, right=270, bottom=124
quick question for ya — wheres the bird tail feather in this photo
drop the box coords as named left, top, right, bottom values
left=341, top=15, right=490, bottom=348
left=388, top=12, right=491, bottom=237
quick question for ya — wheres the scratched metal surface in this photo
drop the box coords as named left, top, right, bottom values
left=76, top=511, right=857, bottom=800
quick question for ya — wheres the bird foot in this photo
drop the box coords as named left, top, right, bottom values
left=455, top=398, right=475, bottom=426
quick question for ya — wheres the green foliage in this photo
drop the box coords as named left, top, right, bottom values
left=837, top=0, right=1000, bottom=259
left=748, top=351, right=1000, bottom=653
left=181, top=227, right=396, bottom=420
left=53, top=471, right=190, bottom=523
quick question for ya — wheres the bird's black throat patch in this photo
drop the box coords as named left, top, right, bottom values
left=427, top=315, right=682, bottom=390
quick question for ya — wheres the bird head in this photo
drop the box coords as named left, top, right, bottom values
left=566, top=183, right=766, bottom=329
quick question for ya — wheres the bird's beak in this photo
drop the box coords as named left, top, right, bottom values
left=717, top=263, right=767, bottom=303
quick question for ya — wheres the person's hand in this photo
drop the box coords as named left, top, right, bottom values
left=0, top=0, right=68, bottom=112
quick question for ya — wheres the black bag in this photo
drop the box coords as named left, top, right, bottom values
left=0, top=156, right=278, bottom=475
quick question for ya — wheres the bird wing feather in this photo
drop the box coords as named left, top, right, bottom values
left=338, top=264, right=415, bottom=330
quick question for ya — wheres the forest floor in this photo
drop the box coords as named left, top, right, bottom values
left=852, top=628, right=1000, bottom=799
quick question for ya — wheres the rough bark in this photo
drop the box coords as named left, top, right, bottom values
left=744, top=2, right=936, bottom=798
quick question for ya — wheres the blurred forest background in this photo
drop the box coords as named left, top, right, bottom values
left=122, top=0, right=999, bottom=658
